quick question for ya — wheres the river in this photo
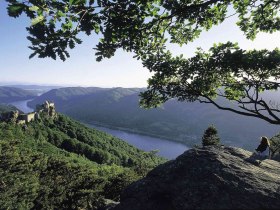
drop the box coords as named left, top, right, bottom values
left=10, top=99, right=189, bottom=159
left=9, top=99, right=34, bottom=113
left=88, top=124, right=188, bottom=159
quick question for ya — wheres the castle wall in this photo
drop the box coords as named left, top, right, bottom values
left=19, top=112, right=36, bottom=123
left=17, top=120, right=26, bottom=125
left=26, top=113, right=35, bottom=122
left=1, top=101, right=55, bottom=124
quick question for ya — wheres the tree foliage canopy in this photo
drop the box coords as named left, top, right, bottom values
left=0, top=113, right=164, bottom=208
left=5, top=0, right=280, bottom=123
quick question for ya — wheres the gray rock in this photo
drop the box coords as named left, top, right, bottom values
left=98, top=199, right=120, bottom=210
left=114, top=146, right=280, bottom=210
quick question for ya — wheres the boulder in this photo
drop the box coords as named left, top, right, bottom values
left=114, top=146, right=280, bottom=210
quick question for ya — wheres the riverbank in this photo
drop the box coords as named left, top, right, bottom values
left=86, top=122, right=189, bottom=159
left=9, top=99, right=189, bottom=159
left=83, top=120, right=198, bottom=147
left=9, top=99, right=35, bottom=113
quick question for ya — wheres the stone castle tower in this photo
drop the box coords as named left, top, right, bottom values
left=1, top=101, right=56, bottom=124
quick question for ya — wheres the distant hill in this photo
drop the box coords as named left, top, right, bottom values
left=4, top=84, right=63, bottom=95
left=28, top=87, right=280, bottom=150
left=0, top=104, right=19, bottom=114
left=5, top=84, right=62, bottom=90
left=0, top=113, right=164, bottom=209
left=0, top=86, right=37, bottom=103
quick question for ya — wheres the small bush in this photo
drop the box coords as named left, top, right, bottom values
left=202, top=125, right=220, bottom=146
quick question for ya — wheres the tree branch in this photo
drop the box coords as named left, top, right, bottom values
left=199, top=95, right=280, bottom=124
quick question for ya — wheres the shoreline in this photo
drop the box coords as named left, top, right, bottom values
left=83, top=120, right=194, bottom=147
left=23, top=101, right=195, bottom=147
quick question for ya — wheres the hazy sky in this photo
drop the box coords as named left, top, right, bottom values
left=1, top=1, right=279, bottom=87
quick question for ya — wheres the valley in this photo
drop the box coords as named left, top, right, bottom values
left=7, top=97, right=188, bottom=159
left=2, top=85, right=280, bottom=155
left=2, top=1, right=280, bottom=209
left=26, top=86, right=280, bottom=151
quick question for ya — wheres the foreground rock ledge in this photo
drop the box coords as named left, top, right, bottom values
left=114, top=146, right=280, bottom=210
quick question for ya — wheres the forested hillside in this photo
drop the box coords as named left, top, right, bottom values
left=0, top=104, right=18, bottom=114
left=0, top=113, right=164, bottom=209
left=0, top=86, right=37, bottom=103
left=5, top=85, right=63, bottom=95
left=28, top=87, right=280, bottom=150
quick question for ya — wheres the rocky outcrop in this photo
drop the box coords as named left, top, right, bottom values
left=114, top=146, right=280, bottom=210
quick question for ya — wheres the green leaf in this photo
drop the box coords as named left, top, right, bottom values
left=57, top=11, right=66, bottom=18
left=7, top=4, right=25, bottom=18
left=31, top=16, right=45, bottom=26
left=29, top=6, right=39, bottom=12
left=69, top=40, right=75, bottom=49
left=29, top=52, right=37, bottom=59
left=96, top=56, right=102, bottom=62
left=69, top=0, right=85, bottom=6
left=62, top=20, right=73, bottom=31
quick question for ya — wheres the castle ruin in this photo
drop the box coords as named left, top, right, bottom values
left=0, top=101, right=56, bottom=124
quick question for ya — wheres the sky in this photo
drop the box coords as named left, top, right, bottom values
left=0, top=1, right=280, bottom=88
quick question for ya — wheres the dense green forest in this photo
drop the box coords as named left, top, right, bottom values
left=0, top=86, right=37, bottom=103
left=0, top=112, right=165, bottom=209
left=28, top=87, right=279, bottom=150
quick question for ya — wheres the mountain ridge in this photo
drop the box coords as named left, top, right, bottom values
left=0, top=86, right=37, bottom=103
left=28, top=87, right=279, bottom=150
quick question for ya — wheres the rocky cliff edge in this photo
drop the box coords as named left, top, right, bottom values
left=113, top=146, right=280, bottom=210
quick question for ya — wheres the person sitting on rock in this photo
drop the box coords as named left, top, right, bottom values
left=255, top=136, right=271, bottom=159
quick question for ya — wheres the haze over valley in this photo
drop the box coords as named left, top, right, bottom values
left=2, top=85, right=279, bottom=152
